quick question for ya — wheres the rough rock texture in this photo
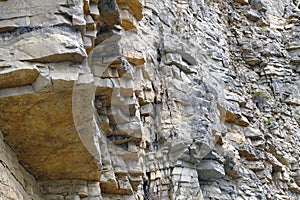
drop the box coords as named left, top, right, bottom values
left=0, top=130, right=44, bottom=200
left=0, top=0, right=300, bottom=200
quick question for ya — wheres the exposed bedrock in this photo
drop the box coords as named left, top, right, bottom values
left=0, top=0, right=299, bottom=200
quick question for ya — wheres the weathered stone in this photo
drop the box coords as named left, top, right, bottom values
left=99, top=0, right=121, bottom=27
left=0, top=0, right=300, bottom=199
left=245, top=10, right=261, bottom=22
left=116, top=0, right=143, bottom=20
left=238, top=144, right=263, bottom=161
left=233, top=0, right=249, bottom=5
left=119, top=6, right=138, bottom=30
left=250, top=0, right=267, bottom=12
left=0, top=131, right=44, bottom=200
left=197, top=160, right=225, bottom=180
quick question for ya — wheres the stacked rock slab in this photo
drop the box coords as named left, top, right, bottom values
left=0, top=0, right=299, bottom=200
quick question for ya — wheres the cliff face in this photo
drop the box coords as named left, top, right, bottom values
left=0, top=0, right=300, bottom=199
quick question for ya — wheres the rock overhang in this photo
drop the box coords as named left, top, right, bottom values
left=0, top=61, right=100, bottom=181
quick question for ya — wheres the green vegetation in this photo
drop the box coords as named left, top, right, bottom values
left=262, top=117, right=272, bottom=125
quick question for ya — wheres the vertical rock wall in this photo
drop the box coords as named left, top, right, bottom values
left=0, top=131, right=44, bottom=200
left=0, top=0, right=299, bottom=200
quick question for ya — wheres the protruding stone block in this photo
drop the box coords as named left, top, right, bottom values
left=197, top=160, right=225, bottom=180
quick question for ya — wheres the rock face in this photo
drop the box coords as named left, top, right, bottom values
left=0, top=0, right=299, bottom=200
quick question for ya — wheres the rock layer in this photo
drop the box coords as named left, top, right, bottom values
left=0, top=0, right=300, bottom=200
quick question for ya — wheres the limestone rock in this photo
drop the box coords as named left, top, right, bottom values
left=0, top=0, right=299, bottom=200
left=233, top=0, right=249, bottom=5
left=245, top=9, right=261, bottom=22
left=197, top=160, right=225, bottom=181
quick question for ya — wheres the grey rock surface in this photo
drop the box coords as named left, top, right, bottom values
left=0, top=0, right=299, bottom=200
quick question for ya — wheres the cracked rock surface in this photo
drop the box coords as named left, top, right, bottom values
left=0, top=0, right=299, bottom=199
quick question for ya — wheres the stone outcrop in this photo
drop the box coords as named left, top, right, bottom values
left=0, top=0, right=299, bottom=200
left=0, top=130, right=44, bottom=200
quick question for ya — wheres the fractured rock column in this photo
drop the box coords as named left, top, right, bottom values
left=90, top=0, right=148, bottom=199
